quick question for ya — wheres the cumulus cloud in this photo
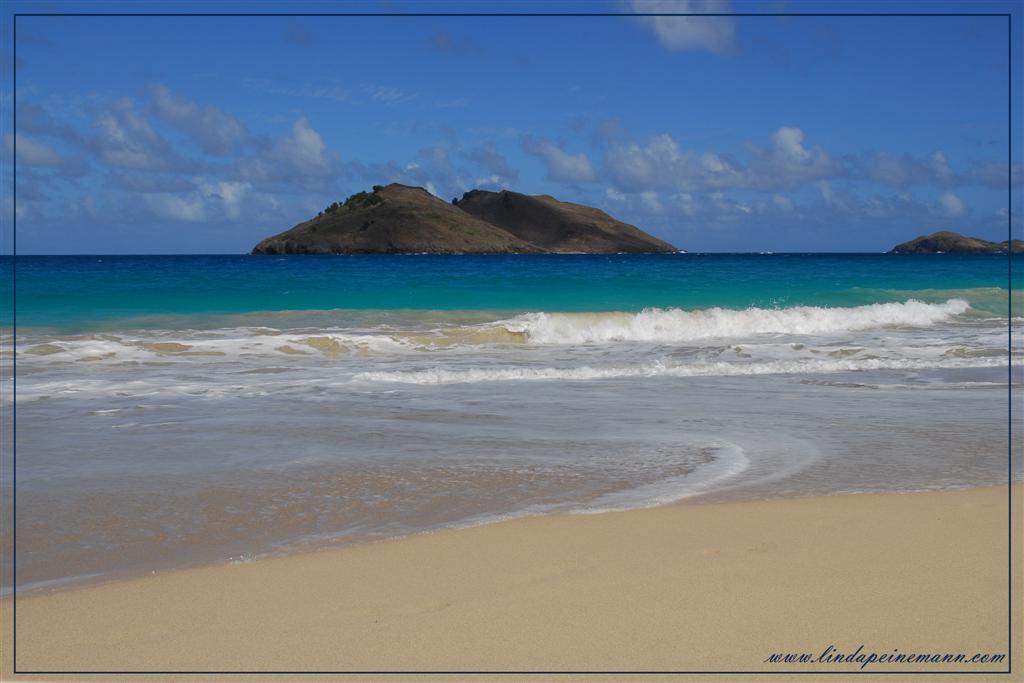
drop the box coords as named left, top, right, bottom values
left=631, top=0, right=739, bottom=56
left=150, top=84, right=249, bottom=155
left=203, top=180, right=252, bottom=220
left=604, top=184, right=766, bottom=224
left=124, top=178, right=260, bottom=224
left=606, top=132, right=743, bottom=192
left=240, top=117, right=337, bottom=185
left=601, top=125, right=1022, bottom=197
left=90, top=96, right=175, bottom=170
left=275, top=118, right=332, bottom=174
left=745, top=127, right=837, bottom=191
left=938, top=191, right=965, bottom=217
left=522, top=136, right=596, bottom=182
left=13, top=92, right=346, bottom=234
left=606, top=127, right=836, bottom=193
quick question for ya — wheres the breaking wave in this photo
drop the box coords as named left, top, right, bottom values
left=496, top=299, right=972, bottom=345
left=15, top=298, right=992, bottom=368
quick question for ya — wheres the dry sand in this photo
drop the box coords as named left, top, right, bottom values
left=2, top=485, right=1020, bottom=681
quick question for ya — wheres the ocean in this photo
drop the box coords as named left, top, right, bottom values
left=4, top=253, right=1021, bottom=592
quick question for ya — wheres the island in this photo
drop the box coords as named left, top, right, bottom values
left=251, top=184, right=677, bottom=255
left=890, top=230, right=1023, bottom=254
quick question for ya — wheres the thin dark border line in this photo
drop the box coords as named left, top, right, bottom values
left=11, top=9, right=17, bottom=680
left=1007, top=10, right=1014, bottom=675
left=9, top=12, right=1014, bottom=16
left=8, top=6, right=1015, bottom=679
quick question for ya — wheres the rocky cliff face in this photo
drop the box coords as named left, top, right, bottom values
left=252, top=184, right=677, bottom=255
left=890, top=231, right=1023, bottom=254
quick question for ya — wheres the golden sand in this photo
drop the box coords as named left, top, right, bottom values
left=3, top=486, right=1020, bottom=681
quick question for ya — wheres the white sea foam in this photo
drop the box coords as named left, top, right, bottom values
left=496, top=299, right=972, bottom=344
left=16, top=299, right=980, bottom=368
left=572, top=441, right=751, bottom=513
left=352, top=354, right=1008, bottom=385
left=17, top=330, right=416, bottom=363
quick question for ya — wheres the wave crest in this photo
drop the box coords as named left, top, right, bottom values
left=498, top=299, right=971, bottom=344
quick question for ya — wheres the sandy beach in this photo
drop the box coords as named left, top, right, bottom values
left=2, top=484, right=1019, bottom=681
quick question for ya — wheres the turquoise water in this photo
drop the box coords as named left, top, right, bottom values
left=7, top=253, right=1019, bottom=330
left=6, top=253, right=1021, bottom=593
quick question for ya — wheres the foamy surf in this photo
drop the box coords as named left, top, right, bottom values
left=570, top=441, right=751, bottom=513
left=495, top=299, right=972, bottom=345
left=352, top=355, right=1008, bottom=385
left=15, top=299, right=980, bottom=367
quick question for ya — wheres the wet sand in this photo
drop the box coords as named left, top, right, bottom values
left=2, top=485, right=1020, bottom=681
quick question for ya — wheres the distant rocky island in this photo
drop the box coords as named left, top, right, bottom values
left=251, top=184, right=677, bottom=255
left=890, top=230, right=1023, bottom=254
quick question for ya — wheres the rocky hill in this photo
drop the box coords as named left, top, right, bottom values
left=252, top=184, right=676, bottom=255
left=454, top=189, right=677, bottom=253
left=890, top=231, right=1023, bottom=254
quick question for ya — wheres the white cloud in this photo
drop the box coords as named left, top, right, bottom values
left=631, top=0, right=738, bottom=56
left=151, top=84, right=248, bottom=155
left=278, top=117, right=332, bottom=174
left=203, top=180, right=251, bottom=220
left=143, top=192, right=207, bottom=222
left=605, top=186, right=627, bottom=201
left=522, top=137, right=596, bottom=182
left=745, top=127, right=836, bottom=190
left=474, top=174, right=505, bottom=188
left=606, top=132, right=743, bottom=192
left=136, top=179, right=258, bottom=223
left=92, top=97, right=172, bottom=169
left=606, top=127, right=835, bottom=193
left=938, top=191, right=965, bottom=216
left=240, top=117, right=336, bottom=183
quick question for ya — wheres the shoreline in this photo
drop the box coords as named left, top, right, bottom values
left=3, top=484, right=1019, bottom=678
left=5, top=481, right=1015, bottom=601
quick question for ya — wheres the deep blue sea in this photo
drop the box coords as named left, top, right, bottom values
left=4, top=253, right=1021, bottom=593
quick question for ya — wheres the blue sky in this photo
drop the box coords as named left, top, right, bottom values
left=3, top=0, right=1022, bottom=253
